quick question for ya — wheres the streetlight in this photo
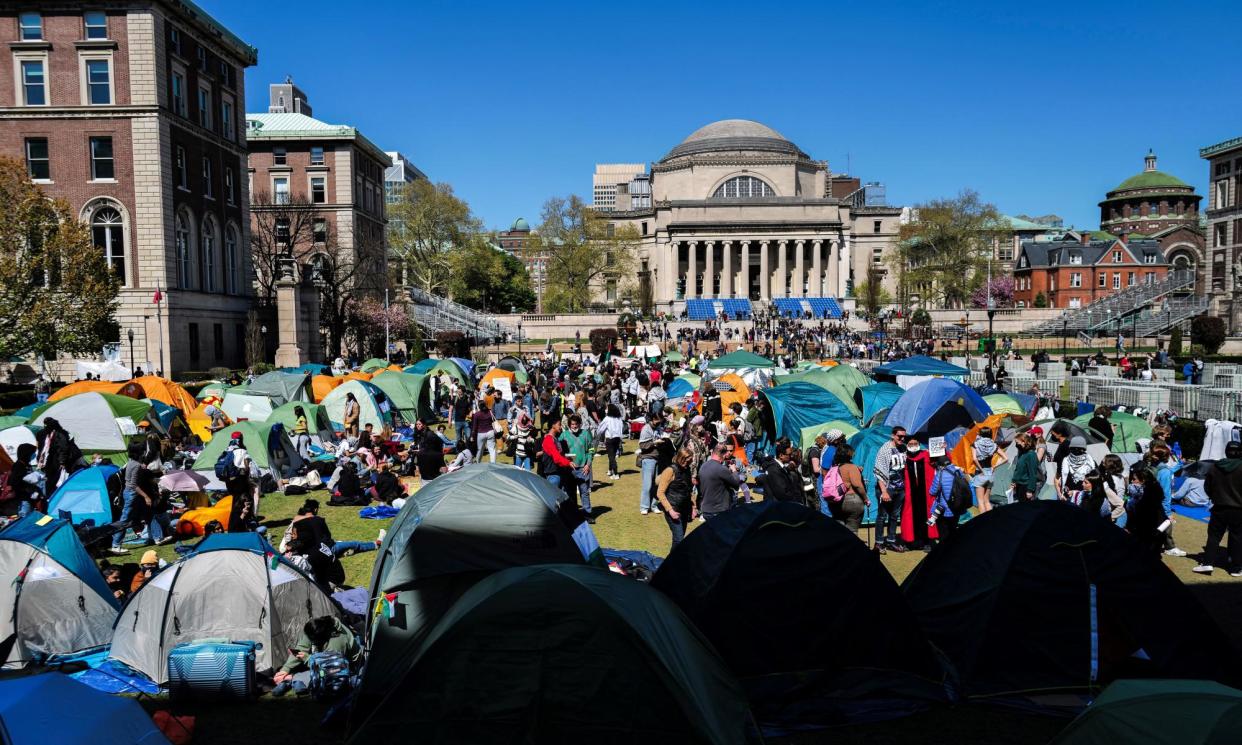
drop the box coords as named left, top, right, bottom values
left=494, top=321, right=500, bottom=357
left=1062, top=319, right=1068, bottom=361
left=127, top=328, right=135, bottom=377
left=986, top=256, right=996, bottom=360
left=260, top=325, right=267, bottom=365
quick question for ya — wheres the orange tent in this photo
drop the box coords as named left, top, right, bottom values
left=129, top=376, right=198, bottom=414
left=176, top=496, right=233, bottom=536
left=342, top=371, right=373, bottom=383
left=815, top=360, right=840, bottom=367
left=478, top=367, right=516, bottom=390
left=386, top=364, right=404, bottom=372
left=312, top=375, right=345, bottom=402
left=711, top=372, right=751, bottom=426
left=949, top=412, right=1029, bottom=475
left=48, top=379, right=122, bottom=402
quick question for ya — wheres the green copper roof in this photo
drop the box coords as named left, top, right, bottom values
left=1002, top=215, right=1054, bottom=231
left=1111, top=170, right=1189, bottom=192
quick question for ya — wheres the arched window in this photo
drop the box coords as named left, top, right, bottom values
left=175, top=211, right=191, bottom=289
left=712, top=176, right=776, bottom=199
left=90, top=206, right=125, bottom=283
left=201, top=218, right=216, bottom=292
left=223, top=224, right=239, bottom=295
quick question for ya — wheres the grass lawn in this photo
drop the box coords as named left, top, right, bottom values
left=115, top=443, right=1240, bottom=744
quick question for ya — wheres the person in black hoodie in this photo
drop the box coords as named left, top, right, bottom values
left=1194, top=442, right=1242, bottom=576
left=9, top=443, right=40, bottom=517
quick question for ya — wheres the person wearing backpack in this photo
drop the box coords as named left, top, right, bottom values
left=217, top=432, right=256, bottom=532
left=823, top=443, right=867, bottom=534
left=929, top=454, right=971, bottom=541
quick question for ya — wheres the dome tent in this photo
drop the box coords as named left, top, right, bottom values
left=884, top=378, right=990, bottom=438
left=0, top=673, right=171, bottom=745
left=651, top=502, right=945, bottom=729
left=902, top=501, right=1241, bottom=705
left=355, top=464, right=596, bottom=731
left=266, top=401, right=335, bottom=443
left=218, top=390, right=275, bottom=422
left=859, top=382, right=904, bottom=427
left=1050, top=679, right=1242, bottom=745
left=0, top=512, right=120, bottom=668
left=774, top=364, right=868, bottom=418
left=1073, top=410, right=1153, bottom=452
left=320, top=380, right=393, bottom=432
left=230, top=370, right=311, bottom=407
left=348, top=564, right=754, bottom=745
left=190, top=419, right=303, bottom=480
left=47, top=464, right=119, bottom=527
left=108, top=533, right=342, bottom=685
left=31, top=392, right=152, bottom=453
left=360, top=358, right=390, bottom=374
left=758, top=382, right=858, bottom=442
left=368, top=370, right=434, bottom=422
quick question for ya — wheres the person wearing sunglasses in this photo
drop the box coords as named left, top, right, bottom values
left=873, top=426, right=909, bottom=554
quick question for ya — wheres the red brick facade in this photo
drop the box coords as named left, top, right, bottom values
left=1013, top=234, right=1169, bottom=309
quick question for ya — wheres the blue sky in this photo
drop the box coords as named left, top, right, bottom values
left=203, top=0, right=1242, bottom=231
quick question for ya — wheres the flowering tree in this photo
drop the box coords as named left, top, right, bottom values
left=971, top=275, right=1014, bottom=309
left=348, top=296, right=413, bottom=357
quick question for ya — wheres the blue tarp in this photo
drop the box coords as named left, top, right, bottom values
left=360, top=505, right=400, bottom=520
left=760, top=382, right=859, bottom=442
left=847, top=425, right=893, bottom=526
left=873, top=355, right=969, bottom=378
left=47, top=464, right=118, bottom=527
left=859, top=383, right=905, bottom=426
left=0, top=673, right=168, bottom=744
left=884, top=378, right=991, bottom=437
left=0, top=512, right=118, bottom=606
left=53, top=649, right=161, bottom=695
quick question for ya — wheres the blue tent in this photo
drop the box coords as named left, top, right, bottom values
left=0, top=673, right=169, bottom=745
left=884, top=378, right=991, bottom=438
left=141, top=398, right=179, bottom=432
left=281, top=362, right=331, bottom=376
left=667, top=377, right=696, bottom=399
left=48, top=464, right=119, bottom=526
left=760, top=382, right=858, bottom=442
left=0, top=512, right=117, bottom=605
left=449, top=356, right=476, bottom=380
left=406, top=358, right=438, bottom=375
left=873, top=355, right=969, bottom=379
left=859, top=383, right=905, bottom=426
left=13, top=402, right=39, bottom=420
left=847, top=425, right=894, bottom=526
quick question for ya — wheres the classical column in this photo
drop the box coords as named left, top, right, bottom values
left=721, top=239, right=733, bottom=297
left=685, top=240, right=697, bottom=299
left=827, top=238, right=841, bottom=297
left=740, top=240, right=751, bottom=300
left=703, top=239, right=715, bottom=298
left=776, top=240, right=788, bottom=297
left=793, top=240, right=806, bottom=297
left=759, top=240, right=770, bottom=301
left=811, top=239, right=823, bottom=297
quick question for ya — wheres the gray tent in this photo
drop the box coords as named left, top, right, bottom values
left=354, top=464, right=595, bottom=731
left=108, top=533, right=341, bottom=685
left=348, top=564, right=754, bottom=744
left=0, top=513, right=119, bottom=668
left=232, top=371, right=311, bottom=407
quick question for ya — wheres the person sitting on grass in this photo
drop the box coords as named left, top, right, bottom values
left=272, top=615, right=363, bottom=692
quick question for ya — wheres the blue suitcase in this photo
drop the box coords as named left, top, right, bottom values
left=167, top=641, right=259, bottom=699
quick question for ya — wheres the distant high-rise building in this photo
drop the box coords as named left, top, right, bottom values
left=592, top=163, right=646, bottom=211
left=1201, top=135, right=1242, bottom=327
left=267, top=77, right=312, bottom=116
left=384, top=151, right=426, bottom=204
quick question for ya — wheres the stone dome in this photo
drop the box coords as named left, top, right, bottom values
left=661, top=119, right=806, bottom=162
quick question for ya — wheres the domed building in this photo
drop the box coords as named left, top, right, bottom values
left=1098, top=150, right=1204, bottom=283
left=604, top=119, right=902, bottom=317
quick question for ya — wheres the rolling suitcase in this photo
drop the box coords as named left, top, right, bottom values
left=167, top=640, right=258, bottom=699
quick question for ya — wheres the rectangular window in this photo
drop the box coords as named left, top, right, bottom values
left=171, top=72, right=186, bottom=116
left=1127, top=271, right=1135, bottom=286
left=1070, top=272, right=1082, bottom=287
left=275, top=218, right=290, bottom=247
left=197, top=88, right=211, bottom=129
left=310, top=146, right=324, bottom=165
left=873, top=220, right=882, bottom=234
left=213, top=323, right=224, bottom=361
left=313, top=219, right=327, bottom=244
left=175, top=145, right=187, bottom=189
left=1098, top=273, right=1106, bottom=287
left=24, top=138, right=48, bottom=180
left=201, top=157, right=213, bottom=197
left=221, top=100, right=233, bottom=140
left=1146, top=271, right=1156, bottom=284
left=641, top=221, right=648, bottom=236
left=19, top=12, right=41, bottom=40
left=1216, top=223, right=1228, bottom=247
left=188, top=323, right=200, bottom=363
left=273, top=177, right=289, bottom=204
left=273, top=147, right=286, bottom=166
left=85, top=59, right=111, bottom=104
left=89, top=137, right=114, bottom=180
left=84, top=11, right=107, bottom=39
left=1217, top=180, right=1230, bottom=209
left=1112, top=250, right=1122, bottom=262
left=169, top=26, right=181, bottom=54
left=196, top=46, right=207, bottom=72
left=21, top=60, right=46, bottom=106
left=310, top=176, right=326, bottom=204
left=225, top=167, right=235, bottom=204
left=1113, top=272, right=1121, bottom=289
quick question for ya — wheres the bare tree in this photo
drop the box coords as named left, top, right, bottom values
left=250, top=191, right=322, bottom=306
left=308, top=222, right=375, bottom=358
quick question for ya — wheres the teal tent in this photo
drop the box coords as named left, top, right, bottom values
left=848, top=425, right=894, bottom=526
left=873, top=355, right=969, bottom=379
left=406, top=359, right=437, bottom=375
left=1051, top=679, right=1242, bottom=745
left=758, top=382, right=859, bottom=442
left=48, top=464, right=119, bottom=526
left=706, top=349, right=776, bottom=369
left=360, top=358, right=391, bottom=374
left=859, top=382, right=904, bottom=427
left=774, top=365, right=868, bottom=418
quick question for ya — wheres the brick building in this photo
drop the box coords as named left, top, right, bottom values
left=0, top=2, right=257, bottom=374
left=496, top=217, right=547, bottom=310
left=246, top=81, right=390, bottom=338
left=1200, top=135, right=1242, bottom=328
left=1013, top=230, right=1170, bottom=309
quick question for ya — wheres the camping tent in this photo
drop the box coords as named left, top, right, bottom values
left=125, top=376, right=199, bottom=414
left=407, top=358, right=472, bottom=390
left=651, top=502, right=945, bottom=727
left=1073, top=411, right=1153, bottom=453
left=341, top=371, right=374, bottom=383
left=31, top=393, right=152, bottom=453
left=848, top=425, right=895, bottom=525
left=360, top=358, right=390, bottom=374
left=704, top=349, right=778, bottom=390
left=667, top=373, right=700, bottom=400
left=873, top=355, right=969, bottom=389
left=321, top=380, right=393, bottom=432
left=774, top=364, right=868, bottom=418
left=496, top=355, right=530, bottom=384
left=948, top=413, right=1029, bottom=476
left=759, top=382, right=859, bottom=442
left=311, top=374, right=344, bottom=403
left=984, top=393, right=1030, bottom=417
left=218, top=391, right=275, bottom=422
left=798, top=420, right=859, bottom=450
left=0, top=512, right=119, bottom=668
left=1050, top=679, right=1242, bottom=745
left=406, top=358, right=437, bottom=375
left=902, top=501, right=1241, bottom=703
left=356, top=464, right=595, bottom=730
left=0, top=422, right=37, bottom=460
left=281, top=363, right=330, bottom=376
left=47, top=464, right=119, bottom=527
left=108, top=533, right=343, bottom=685
left=859, top=382, right=905, bottom=427
left=231, top=371, right=311, bottom=407
left=190, top=419, right=304, bottom=478
left=884, top=378, right=990, bottom=438
left=348, top=564, right=751, bottom=745
left=0, top=673, right=171, bottom=745
left=477, top=367, right=516, bottom=394
left=266, top=401, right=335, bottom=443
left=707, top=372, right=751, bottom=426
left=141, top=399, right=182, bottom=434
left=48, top=379, right=122, bottom=402
left=369, top=371, right=434, bottom=422
left=185, top=400, right=230, bottom=442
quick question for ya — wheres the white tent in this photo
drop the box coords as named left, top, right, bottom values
left=219, top=392, right=274, bottom=422
left=0, top=425, right=36, bottom=460
left=320, top=380, right=390, bottom=432
left=30, top=393, right=148, bottom=452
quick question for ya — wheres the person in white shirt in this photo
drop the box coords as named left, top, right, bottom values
left=596, top=404, right=626, bottom=480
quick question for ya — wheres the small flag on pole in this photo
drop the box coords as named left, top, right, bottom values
left=266, top=550, right=279, bottom=570
left=152, top=286, right=163, bottom=304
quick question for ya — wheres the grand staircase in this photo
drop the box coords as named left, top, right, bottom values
left=1028, top=269, right=1199, bottom=336
left=407, top=286, right=516, bottom=339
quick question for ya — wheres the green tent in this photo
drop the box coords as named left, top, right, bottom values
left=360, top=358, right=391, bottom=374
left=776, top=365, right=868, bottom=418
left=706, top=349, right=776, bottom=369
left=410, top=358, right=470, bottom=390
left=230, top=370, right=311, bottom=406
left=1073, top=411, right=1153, bottom=453
left=195, top=381, right=229, bottom=401
left=1050, top=679, right=1242, bottom=745
left=664, top=351, right=684, bottom=362
left=984, top=394, right=1028, bottom=417
left=798, top=420, right=860, bottom=450
left=0, top=415, right=30, bottom=429
left=369, top=371, right=434, bottom=421
left=190, top=419, right=301, bottom=472
left=266, top=401, right=334, bottom=441
left=348, top=564, right=752, bottom=744
left=30, top=392, right=152, bottom=453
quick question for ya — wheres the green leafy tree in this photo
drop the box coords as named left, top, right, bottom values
left=911, top=308, right=932, bottom=328
left=1191, top=315, right=1226, bottom=355
left=852, top=262, right=892, bottom=319
left=895, top=190, right=1004, bottom=309
left=1033, top=292, right=1048, bottom=308
left=0, top=157, right=119, bottom=359
left=530, top=196, right=639, bottom=313
left=387, top=180, right=482, bottom=294
left=448, top=236, right=536, bottom=313
left=1169, top=326, right=1183, bottom=357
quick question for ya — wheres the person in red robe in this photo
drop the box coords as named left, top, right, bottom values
left=901, top=440, right=939, bottom=547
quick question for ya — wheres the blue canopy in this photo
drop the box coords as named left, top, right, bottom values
left=0, top=673, right=169, bottom=745
left=760, top=382, right=858, bottom=441
left=667, top=377, right=696, bottom=399
left=884, top=378, right=991, bottom=437
left=873, top=355, right=969, bottom=378
left=48, top=465, right=119, bottom=527
left=847, top=425, right=894, bottom=526
left=859, top=383, right=905, bottom=426
left=0, top=512, right=118, bottom=608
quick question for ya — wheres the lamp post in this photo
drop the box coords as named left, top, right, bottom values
left=1062, top=319, right=1068, bottom=361
left=126, top=328, right=135, bottom=377
left=260, top=325, right=267, bottom=365
left=494, top=321, right=500, bottom=357
left=986, top=256, right=996, bottom=360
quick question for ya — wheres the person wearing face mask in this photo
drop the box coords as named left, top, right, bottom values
left=1057, top=436, right=1096, bottom=506
left=872, top=426, right=909, bottom=554
left=900, top=439, right=938, bottom=550
left=1125, top=466, right=1168, bottom=556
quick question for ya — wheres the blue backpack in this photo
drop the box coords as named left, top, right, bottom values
left=215, top=448, right=241, bottom=480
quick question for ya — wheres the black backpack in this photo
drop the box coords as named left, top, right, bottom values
left=948, top=467, right=973, bottom=515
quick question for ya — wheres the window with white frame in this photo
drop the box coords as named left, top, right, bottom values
left=91, top=205, right=125, bottom=282
left=83, top=58, right=112, bottom=105
left=221, top=100, right=233, bottom=140
left=310, top=176, right=326, bottom=204
left=89, top=137, right=114, bottom=180
left=84, top=11, right=108, bottom=39
left=712, top=176, right=776, bottom=199
left=1127, top=272, right=1135, bottom=286
left=1112, top=250, right=1122, bottom=262
left=1099, top=273, right=1106, bottom=287
left=201, top=219, right=216, bottom=292
left=202, top=157, right=213, bottom=197
left=18, top=12, right=41, bottom=40
left=273, top=176, right=289, bottom=204
left=1069, top=252, right=1082, bottom=264
left=1070, top=272, right=1082, bottom=287
left=1217, top=180, right=1231, bottom=209
left=1113, top=272, right=1121, bottom=289
left=19, top=59, right=46, bottom=106
left=24, top=138, right=48, bottom=180
left=224, top=225, right=239, bottom=294
left=175, top=212, right=192, bottom=289
left=197, top=87, right=211, bottom=129
left=310, top=146, right=324, bottom=165
left=1144, top=253, right=1157, bottom=264
left=273, top=147, right=286, bottom=166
